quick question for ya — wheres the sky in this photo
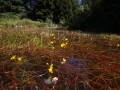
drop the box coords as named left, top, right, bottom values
left=78, top=0, right=83, bottom=4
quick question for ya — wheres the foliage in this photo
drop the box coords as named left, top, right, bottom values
left=88, top=0, right=120, bottom=33
left=0, top=12, right=25, bottom=19
left=27, top=0, right=80, bottom=23
left=68, top=0, right=120, bottom=33
left=66, top=0, right=92, bottom=30
left=0, top=0, right=25, bottom=13
left=0, top=0, right=80, bottom=24
left=0, top=0, right=120, bottom=33
left=0, top=18, right=44, bottom=27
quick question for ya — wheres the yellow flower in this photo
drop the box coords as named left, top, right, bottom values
left=53, top=37, right=56, bottom=39
left=66, top=42, right=68, bottom=45
left=60, top=43, right=66, bottom=48
left=10, top=55, right=16, bottom=60
left=52, top=46, right=55, bottom=50
left=51, top=34, right=55, bottom=36
left=117, top=44, right=120, bottom=47
left=48, top=64, right=53, bottom=73
left=50, top=41, right=54, bottom=44
left=65, top=38, right=68, bottom=41
left=18, top=57, right=22, bottom=62
left=61, top=58, right=67, bottom=64
left=63, top=58, right=66, bottom=62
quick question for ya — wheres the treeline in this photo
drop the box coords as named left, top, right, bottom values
left=0, top=0, right=25, bottom=13
left=0, top=0, right=120, bottom=33
left=0, top=0, right=80, bottom=23
left=68, top=0, right=120, bottom=33
left=0, top=0, right=27, bottom=18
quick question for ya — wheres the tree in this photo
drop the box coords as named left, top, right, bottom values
left=53, top=0, right=79, bottom=23
left=0, top=0, right=26, bottom=13
left=67, top=0, right=120, bottom=33
left=67, top=0, right=93, bottom=29
left=34, top=0, right=53, bottom=21
left=31, top=0, right=79, bottom=23
left=0, top=0, right=12, bottom=13
left=84, top=0, right=120, bottom=33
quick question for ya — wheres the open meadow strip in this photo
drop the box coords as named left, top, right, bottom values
left=0, top=26, right=120, bottom=90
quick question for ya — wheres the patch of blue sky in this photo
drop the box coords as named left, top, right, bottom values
left=78, top=0, right=83, bottom=5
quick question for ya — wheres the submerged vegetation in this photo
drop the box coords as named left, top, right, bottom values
left=0, top=24, right=120, bottom=89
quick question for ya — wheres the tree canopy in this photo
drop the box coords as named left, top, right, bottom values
left=67, top=0, right=120, bottom=33
left=82, top=0, right=120, bottom=33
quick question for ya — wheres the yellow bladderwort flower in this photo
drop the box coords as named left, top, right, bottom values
left=18, top=57, right=22, bottom=62
left=48, top=64, right=53, bottom=73
left=117, top=44, right=120, bottom=47
left=53, top=37, right=56, bottom=39
left=66, top=42, right=68, bottom=45
left=50, top=41, right=54, bottom=44
left=65, top=38, right=68, bottom=41
left=52, top=46, right=55, bottom=50
left=60, top=43, right=66, bottom=48
left=61, top=58, right=66, bottom=64
left=51, top=34, right=55, bottom=37
left=63, top=58, right=66, bottom=62
left=10, top=55, right=16, bottom=60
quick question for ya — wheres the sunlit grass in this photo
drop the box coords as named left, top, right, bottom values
left=0, top=25, right=120, bottom=90
left=0, top=18, right=44, bottom=27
